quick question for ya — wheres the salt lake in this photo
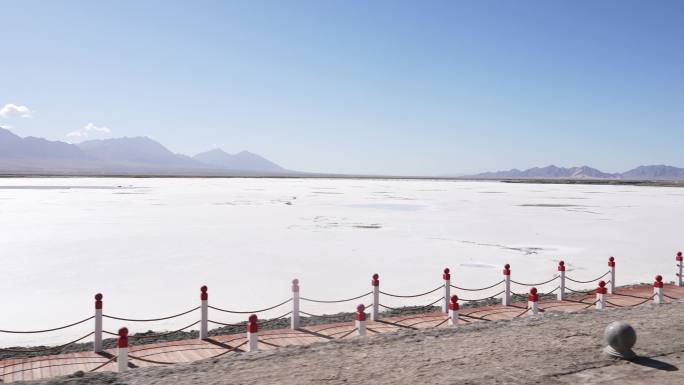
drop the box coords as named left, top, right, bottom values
left=1, top=177, right=683, bottom=346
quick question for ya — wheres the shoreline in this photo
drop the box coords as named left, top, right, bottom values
left=1, top=174, right=684, bottom=187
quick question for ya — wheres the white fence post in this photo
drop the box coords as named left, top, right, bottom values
left=355, top=304, right=367, bottom=336
left=371, top=274, right=380, bottom=321
left=117, top=327, right=128, bottom=372
left=654, top=275, right=664, bottom=304
left=291, top=279, right=300, bottom=329
left=676, top=252, right=683, bottom=287
left=502, top=264, right=511, bottom=306
left=247, top=314, right=259, bottom=352
left=448, top=295, right=459, bottom=326
left=608, top=257, right=616, bottom=294
left=94, top=293, right=103, bottom=353
left=557, top=261, right=566, bottom=301
left=596, top=281, right=607, bottom=310
left=200, top=286, right=208, bottom=340
left=442, top=268, right=451, bottom=313
left=528, top=288, right=539, bottom=316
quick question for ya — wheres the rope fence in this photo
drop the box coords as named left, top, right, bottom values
left=510, top=276, right=559, bottom=287
left=379, top=296, right=444, bottom=311
left=300, top=292, right=372, bottom=304
left=450, top=280, right=504, bottom=291
left=103, top=307, right=200, bottom=322
left=0, top=316, right=94, bottom=334
left=3, top=253, right=684, bottom=381
left=379, top=286, right=442, bottom=298
left=565, top=271, right=610, bottom=284
left=208, top=298, right=292, bottom=314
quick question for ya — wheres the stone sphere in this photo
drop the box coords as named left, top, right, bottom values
left=604, top=321, right=637, bottom=359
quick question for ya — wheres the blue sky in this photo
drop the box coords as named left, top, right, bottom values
left=1, top=1, right=683, bottom=175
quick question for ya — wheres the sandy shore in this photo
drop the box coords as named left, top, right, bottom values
left=15, top=300, right=684, bottom=385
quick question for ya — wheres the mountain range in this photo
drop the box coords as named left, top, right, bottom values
left=467, top=165, right=684, bottom=180
left=0, top=127, right=296, bottom=176
left=2, top=127, right=684, bottom=180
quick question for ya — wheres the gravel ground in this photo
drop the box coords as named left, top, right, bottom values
left=14, top=299, right=684, bottom=385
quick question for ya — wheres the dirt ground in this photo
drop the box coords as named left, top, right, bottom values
left=20, top=301, right=684, bottom=385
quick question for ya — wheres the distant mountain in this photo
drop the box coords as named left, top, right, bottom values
left=78, top=137, right=205, bottom=169
left=0, top=127, right=87, bottom=160
left=0, top=127, right=294, bottom=176
left=621, top=165, right=684, bottom=180
left=470, top=165, right=617, bottom=179
left=467, top=164, right=684, bottom=181
left=194, top=149, right=286, bottom=173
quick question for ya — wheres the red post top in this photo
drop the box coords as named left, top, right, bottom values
left=443, top=268, right=451, bottom=281
left=558, top=261, right=565, bottom=272
left=503, top=264, right=511, bottom=276
left=117, top=327, right=128, bottom=348
left=608, top=256, right=615, bottom=267
left=94, top=293, right=103, bottom=310
left=292, top=279, right=300, bottom=293
left=596, top=280, right=607, bottom=295
left=247, top=314, right=258, bottom=333
left=372, top=273, right=380, bottom=287
left=449, top=295, right=459, bottom=311
left=677, top=252, right=683, bottom=262
left=654, top=275, right=664, bottom=288
left=528, top=287, right=538, bottom=302
left=200, top=285, right=208, bottom=301
left=355, top=304, right=367, bottom=321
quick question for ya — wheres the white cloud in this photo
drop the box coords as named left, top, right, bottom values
left=0, top=103, right=32, bottom=118
left=67, top=122, right=111, bottom=139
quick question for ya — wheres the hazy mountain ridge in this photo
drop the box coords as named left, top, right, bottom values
left=194, top=148, right=286, bottom=173
left=468, top=165, right=684, bottom=181
left=0, top=127, right=294, bottom=175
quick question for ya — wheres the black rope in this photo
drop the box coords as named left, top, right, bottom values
left=335, top=328, right=358, bottom=339
left=89, top=355, right=118, bottom=372
left=2, top=359, right=111, bottom=377
left=511, top=275, right=559, bottom=287
left=459, top=290, right=505, bottom=302
left=450, top=280, right=504, bottom=292
left=611, top=292, right=652, bottom=300
left=540, top=286, right=560, bottom=296
left=127, top=321, right=200, bottom=340
left=379, top=286, right=443, bottom=298
left=300, top=292, right=372, bottom=304
left=208, top=319, right=245, bottom=327
left=581, top=299, right=600, bottom=309
left=605, top=300, right=625, bottom=308
left=129, top=354, right=180, bottom=365
left=0, top=316, right=94, bottom=334
left=565, top=287, right=594, bottom=294
left=628, top=293, right=657, bottom=306
left=0, top=332, right=94, bottom=353
left=433, top=317, right=451, bottom=328
left=459, top=313, right=492, bottom=322
left=208, top=311, right=291, bottom=328
left=209, top=340, right=248, bottom=359
left=565, top=271, right=610, bottom=284
left=299, top=311, right=343, bottom=319
left=379, top=296, right=444, bottom=311
left=257, top=311, right=292, bottom=326
left=209, top=299, right=291, bottom=314
left=104, top=306, right=200, bottom=322
left=513, top=307, right=530, bottom=318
